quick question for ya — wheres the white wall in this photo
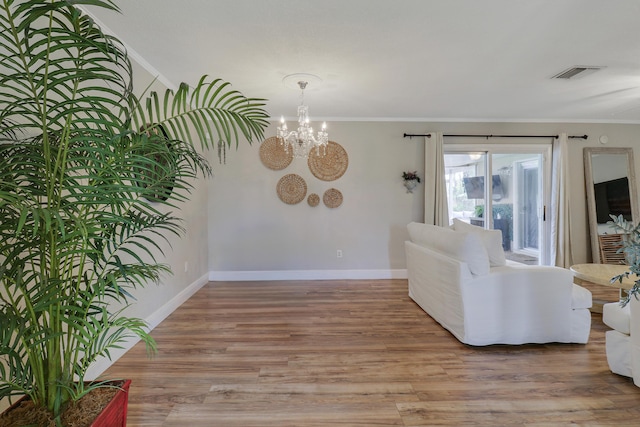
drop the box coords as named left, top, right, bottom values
left=208, top=121, right=424, bottom=280
left=208, top=120, right=640, bottom=279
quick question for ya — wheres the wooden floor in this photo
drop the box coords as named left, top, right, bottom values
left=104, top=279, right=640, bottom=426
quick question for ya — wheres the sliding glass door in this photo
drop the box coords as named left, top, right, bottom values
left=444, top=144, right=551, bottom=265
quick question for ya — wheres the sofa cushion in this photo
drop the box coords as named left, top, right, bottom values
left=603, top=302, right=630, bottom=334
left=571, top=283, right=593, bottom=310
left=407, top=222, right=490, bottom=275
left=452, top=218, right=507, bottom=267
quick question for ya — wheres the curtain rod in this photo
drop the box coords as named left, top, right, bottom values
left=403, top=133, right=588, bottom=140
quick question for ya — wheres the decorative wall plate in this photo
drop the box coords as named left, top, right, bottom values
left=307, top=140, right=348, bottom=181
left=323, top=188, right=343, bottom=208
left=307, top=193, right=320, bottom=207
left=277, top=174, right=307, bottom=205
left=259, top=136, right=293, bottom=170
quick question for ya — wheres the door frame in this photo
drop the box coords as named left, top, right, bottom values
left=513, top=158, right=542, bottom=255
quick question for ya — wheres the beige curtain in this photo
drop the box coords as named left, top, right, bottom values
left=550, top=132, right=573, bottom=267
left=424, top=132, right=449, bottom=226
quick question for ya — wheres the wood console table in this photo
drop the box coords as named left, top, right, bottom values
left=570, top=263, right=634, bottom=313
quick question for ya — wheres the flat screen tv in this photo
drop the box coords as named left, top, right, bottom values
left=594, top=176, right=631, bottom=223
left=463, top=175, right=504, bottom=200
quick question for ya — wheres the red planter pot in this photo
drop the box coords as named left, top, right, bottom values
left=2, top=379, right=131, bottom=427
left=90, top=379, right=131, bottom=427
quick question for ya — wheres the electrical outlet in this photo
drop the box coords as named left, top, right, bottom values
left=184, top=261, right=188, bottom=273
left=337, top=250, right=343, bottom=258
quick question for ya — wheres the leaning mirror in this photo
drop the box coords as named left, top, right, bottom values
left=584, top=147, right=638, bottom=263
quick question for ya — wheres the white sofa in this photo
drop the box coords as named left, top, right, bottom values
left=603, top=296, right=640, bottom=386
left=405, top=221, right=592, bottom=346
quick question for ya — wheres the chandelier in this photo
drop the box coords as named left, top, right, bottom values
left=277, top=80, right=328, bottom=158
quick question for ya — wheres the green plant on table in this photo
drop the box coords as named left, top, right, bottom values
left=402, top=171, right=421, bottom=183
left=0, top=0, right=268, bottom=424
left=609, top=214, right=640, bottom=305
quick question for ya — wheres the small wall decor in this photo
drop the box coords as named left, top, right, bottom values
left=323, top=188, right=343, bottom=208
left=259, top=136, right=294, bottom=170
left=277, top=173, right=307, bottom=205
left=307, top=193, right=320, bottom=207
left=402, top=171, right=421, bottom=193
left=308, top=140, right=348, bottom=181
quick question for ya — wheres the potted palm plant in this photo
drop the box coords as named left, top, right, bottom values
left=0, top=0, right=269, bottom=425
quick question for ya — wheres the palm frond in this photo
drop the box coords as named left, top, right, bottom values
left=0, top=0, right=131, bottom=137
left=132, top=76, right=269, bottom=162
left=0, top=304, right=34, bottom=400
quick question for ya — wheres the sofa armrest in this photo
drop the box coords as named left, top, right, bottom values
left=405, top=240, right=471, bottom=342
left=460, top=265, right=581, bottom=345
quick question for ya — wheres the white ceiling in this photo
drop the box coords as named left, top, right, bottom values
left=86, top=0, right=640, bottom=123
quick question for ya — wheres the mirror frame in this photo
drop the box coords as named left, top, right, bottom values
left=584, top=147, right=638, bottom=263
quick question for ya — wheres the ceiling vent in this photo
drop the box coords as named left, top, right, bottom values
left=552, top=66, right=603, bottom=80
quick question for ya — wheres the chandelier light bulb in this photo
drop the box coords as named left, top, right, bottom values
left=276, top=80, right=328, bottom=158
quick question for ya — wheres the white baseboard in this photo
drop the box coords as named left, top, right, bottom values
left=209, top=269, right=408, bottom=281
left=143, top=273, right=209, bottom=331
left=85, top=272, right=209, bottom=380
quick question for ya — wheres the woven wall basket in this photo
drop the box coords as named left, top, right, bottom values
left=307, top=193, right=320, bottom=207
left=277, top=174, right=307, bottom=205
left=308, top=141, right=348, bottom=181
left=259, top=137, right=293, bottom=170
left=323, top=188, right=343, bottom=208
